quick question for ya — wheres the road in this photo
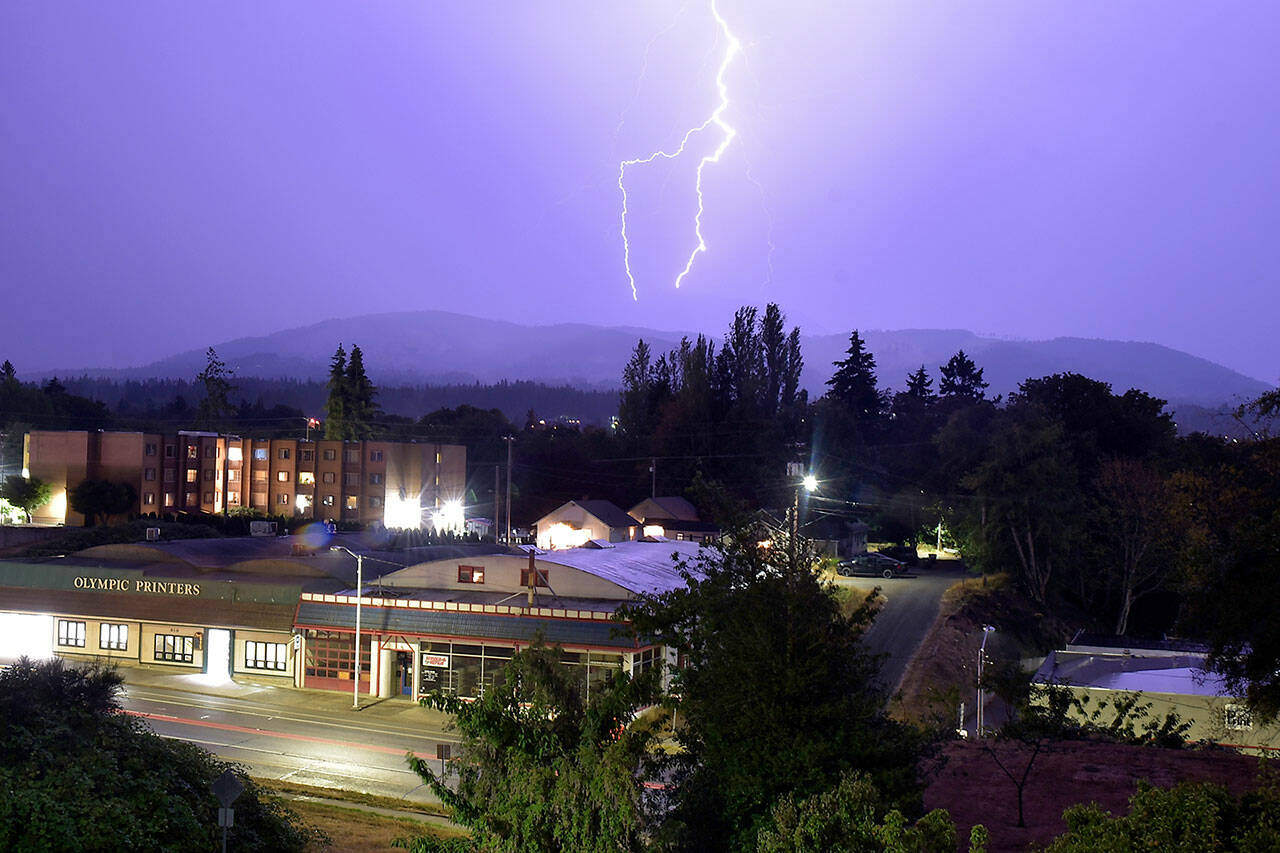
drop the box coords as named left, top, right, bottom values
left=832, top=562, right=968, bottom=695
left=118, top=680, right=457, bottom=805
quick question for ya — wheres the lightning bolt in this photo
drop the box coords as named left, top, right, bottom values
left=619, top=0, right=742, bottom=300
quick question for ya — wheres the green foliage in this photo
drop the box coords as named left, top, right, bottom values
left=1040, top=776, right=1280, bottom=852
left=407, top=642, right=659, bottom=853
left=622, top=524, right=925, bottom=851
left=68, top=478, right=138, bottom=526
left=1004, top=683, right=1191, bottom=748
left=325, top=343, right=348, bottom=439
left=0, top=658, right=319, bottom=852
left=754, top=771, right=972, bottom=853
left=0, top=474, right=52, bottom=521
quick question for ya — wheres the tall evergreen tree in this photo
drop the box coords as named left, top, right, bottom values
left=194, top=347, right=236, bottom=431
left=343, top=345, right=379, bottom=439
left=324, top=344, right=347, bottom=440
left=904, top=365, right=936, bottom=403
left=938, top=350, right=989, bottom=401
left=825, top=330, right=886, bottom=418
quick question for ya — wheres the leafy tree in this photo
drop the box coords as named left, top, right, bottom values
left=0, top=658, right=318, bottom=851
left=344, top=344, right=380, bottom=439
left=1041, top=777, right=1280, bottom=852
left=0, top=475, right=52, bottom=522
left=68, top=479, right=137, bottom=526
left=325, top=344, right=347, bottom=439
left=407, top=642, right=659, bottom=853
left=754, top=771, right=980, bottom=853
left=938, top=350, right=989, bottom=402
left=622, top=522, right=923, bottom=851
left=194, top=347, right=237, bottom=431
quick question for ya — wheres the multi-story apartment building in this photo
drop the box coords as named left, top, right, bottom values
left=22, top=430, right=466, bottom=529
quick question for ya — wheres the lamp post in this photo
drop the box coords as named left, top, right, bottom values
left=976, top=625, right=995, bottom=739
left=790, top=469, right=818, bottom=567
left=330, top=545, right=364, bottom=709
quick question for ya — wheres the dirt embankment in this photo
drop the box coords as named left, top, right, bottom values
left=926, top=739, right=1266, bottom=852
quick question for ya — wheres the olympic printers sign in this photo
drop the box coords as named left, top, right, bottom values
left=73, top=576, right=202, bottom=596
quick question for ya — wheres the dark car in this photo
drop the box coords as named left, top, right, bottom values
left=836, top=552, right=907, bottom=579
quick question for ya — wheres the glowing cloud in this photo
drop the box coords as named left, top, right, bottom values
left=618, top=0, right=743, bottom=299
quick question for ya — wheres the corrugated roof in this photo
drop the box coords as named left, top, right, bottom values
left=1033, top=650, right=1229, bottom=697
left=538, top=539, right=702, bottom=595
left=295, top=601, right=642, bottom=649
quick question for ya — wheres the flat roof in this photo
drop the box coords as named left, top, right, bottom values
left=1033, top=649, right=1230, bottom=697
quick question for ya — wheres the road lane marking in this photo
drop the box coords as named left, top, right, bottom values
left=127, top=709, right=438, bottom=759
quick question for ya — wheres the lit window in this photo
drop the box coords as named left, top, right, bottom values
left=227, top=446, right=242, bottom=462
left=253, top=470, right=267, bottom=482
left=279, top=493, right=290, bottom=505
left=520, top=567, right=550, bottom=587
left=187, top=445, right=198, bottom=460
left=298, top=472, right=315, bottom=485
left=143, top=492, right=155, bottom=505
left=245, top=641, right=287, bottom=671
left=228, top=491, right=239, bottom=504
left=227, top=470, right=237, bottom=482
left=164, top=492, right=175, bottom=507
left=252, top=448, right=267, bottom=460
left=100, top=623, right=128, bottom=651
left=185, top=491, right=198, bottom=505
left=458, top=565, right=485, bottom=584
left=345, top=496, right=358, bottom=510
left=277, top=471, right=289, bottom=482
left=322, top=495, right=335, bottom=507
left=185, top=470, right=198, bottom=483
left=154, top=634, right=194, bottom=664
left=57, top=620, right=86, bottom=647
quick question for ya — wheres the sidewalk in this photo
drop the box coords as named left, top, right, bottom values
left=117, top=662, right=454, bottom=730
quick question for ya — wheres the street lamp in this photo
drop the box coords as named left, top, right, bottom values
left=976, top=625, right=996, bottom=739
left=330, top=545, right=364, bottom=709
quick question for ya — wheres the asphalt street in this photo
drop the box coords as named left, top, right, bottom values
left=832, top=561, right=968, bottom=695
left=118, top=675, right=455, bottom=805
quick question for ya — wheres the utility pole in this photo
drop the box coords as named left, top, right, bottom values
left=503, top=436, right=515, bottom=545
left=650, top=457, right=656, bottom=498
left=494, top=464, right=501, bottom=543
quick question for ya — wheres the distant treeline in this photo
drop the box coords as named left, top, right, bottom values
left=55, top=376, right=619, bottom=430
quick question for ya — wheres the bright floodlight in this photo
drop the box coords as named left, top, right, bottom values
left=802, top=474, right=818, bottom=492
left=433, top=499, right=465, bottom=534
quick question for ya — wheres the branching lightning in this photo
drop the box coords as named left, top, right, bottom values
left=619, top=0, right=742, bottom=300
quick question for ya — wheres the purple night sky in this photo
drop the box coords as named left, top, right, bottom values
left=2, top=2, right=1278, bottom=381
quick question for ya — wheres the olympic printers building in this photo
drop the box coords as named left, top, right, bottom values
left=0, top=534, right=696, bottom=703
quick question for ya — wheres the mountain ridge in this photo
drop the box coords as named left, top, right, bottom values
left=37, top=310, right=1271, bottom=409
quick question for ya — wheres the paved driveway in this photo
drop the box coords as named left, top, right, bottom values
left=831, top=562, right=968, bottom=695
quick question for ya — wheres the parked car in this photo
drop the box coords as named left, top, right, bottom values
left=837, top=552, right=907, bottom=579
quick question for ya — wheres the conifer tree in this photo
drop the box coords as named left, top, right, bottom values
left=343, top=345, right=379, bottom=439
left=939, top=350, right=989, bottom=401
left=324, top=344, right=347, bottom=439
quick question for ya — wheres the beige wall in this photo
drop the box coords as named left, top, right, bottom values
left=1056, top=685, right=1280, bottom=752
left=51, top=616, right=142, bottom=662
left=231, top=628, right=296, bottom=680
left=386, top=554, right=632, bottom=600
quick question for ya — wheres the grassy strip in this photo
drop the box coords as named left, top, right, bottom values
left=255, top=778, right=452, bottom=819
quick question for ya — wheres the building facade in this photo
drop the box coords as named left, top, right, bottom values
left=22, top=430, right=465, bottom=529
